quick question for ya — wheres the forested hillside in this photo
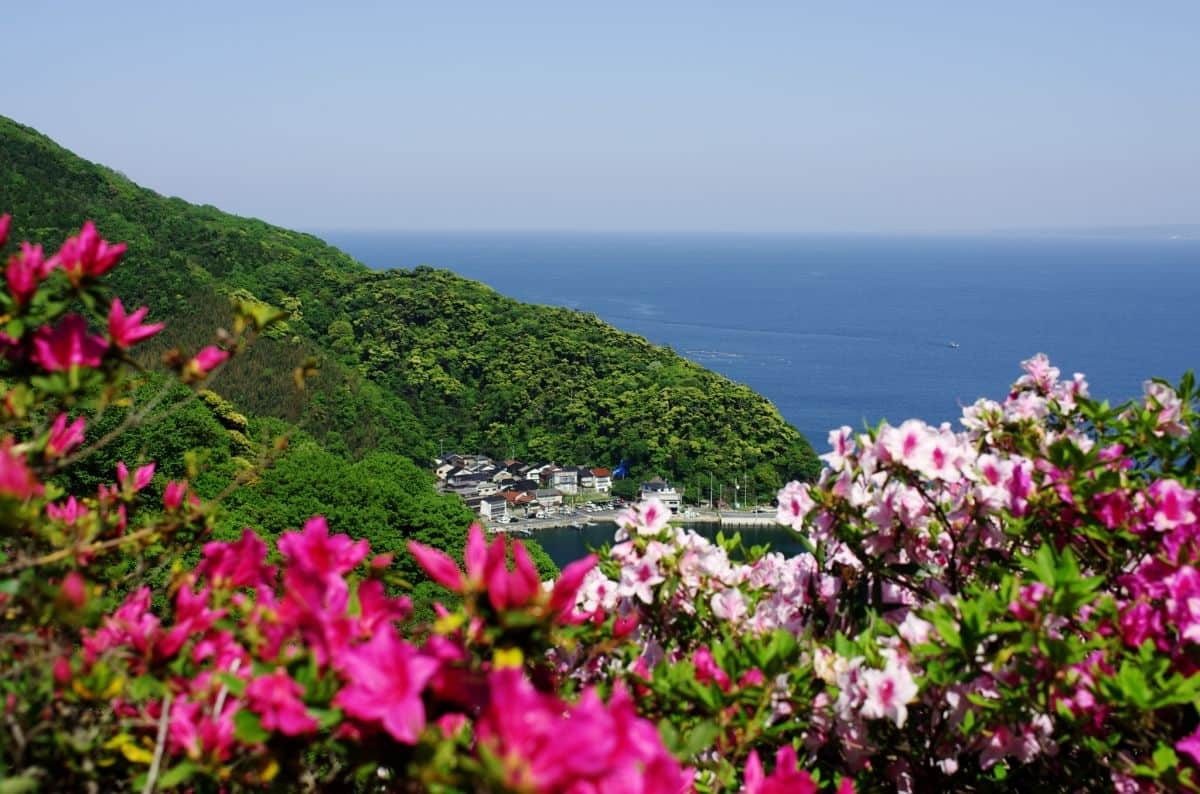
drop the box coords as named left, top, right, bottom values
left=0, top=114, right=819, bottom=494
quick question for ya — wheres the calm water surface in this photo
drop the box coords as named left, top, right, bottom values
left=533, top=522, right=809, bottom=569
left=323, top=231, right=1200, bottom=451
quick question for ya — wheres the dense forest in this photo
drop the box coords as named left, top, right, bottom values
left=0, top=114, right=819, bottom=494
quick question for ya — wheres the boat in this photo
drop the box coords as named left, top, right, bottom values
left=948, top=341, right=960, bottom=349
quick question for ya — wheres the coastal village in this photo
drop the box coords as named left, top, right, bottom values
left=434, top=453, right=683, bottom=527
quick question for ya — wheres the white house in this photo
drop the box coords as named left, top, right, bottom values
left=479, top=495, right=509, bottom=522
left=639, top=476, right=682, bottom=512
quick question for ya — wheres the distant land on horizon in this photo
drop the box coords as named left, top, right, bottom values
left=307, top=223, right=1200, bottom=242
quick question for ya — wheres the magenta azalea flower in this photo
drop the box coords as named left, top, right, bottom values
left=246, top=668, right=318, bottom=736
left=742, top=746, right=820, bottom=794
left=6, top=242, right=52, bottom=306
left=45, top=413, right=85, bottom=458
left=50, top=220, right=126, bottom=284
left=278, top=516, right=369, bottom=582
left=107, top=298, right=164, bottom=349
left=198, top=529, right=276, bottom=590
left=333, top=625, right=437, bottom=744
left=0, top=439, right=43, bottom=501
left=31, top=314, right=107, bottom=372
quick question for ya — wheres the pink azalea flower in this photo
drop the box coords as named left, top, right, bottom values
left=693, top=646, right=732, bottom=692
left=116, top=461, right=155, bottom=493
left=485, top=537, right=541, bottom=611
left=477, top=669, right=691, bottom=793
left=0, top=438, right=43, bottom=501
left=168, top=696, right=237, bottom=762
left=0, top=214, right=8, bottom=247
left=407, top=539, right=465, bottom=592
left=278, top=516, right=369, bottom=583
left=163, top=480, right=188, bottom=511
left=548, top=553, right=598, bottom=617
left=60, top=571, right=88, bottom=609
left=45, top=413, right=85, bottom=458
left=333, top=624, right=438, bottom=744
left=106, top=298, right=164, bottom=349
left=355, top=579, right=412, bottom=636
left=49, top=220, right=126, bottom=284
left=1145, top=479, right=1196, bottom=532
left=742, top=745, right=819, bottom=794
left=1177, top=726, right=1200, bottom=766
left=6, top=242, right=52, bottom=306
left=30, top=314, right=108, bottom=372
left=46, top=496, right=86, bottom=525
left=197, top=529, right=276, bottom=590
left=187, top=345, right=229, bottom=377
left=1009, top=581, right=1051, bottom=622
left=246, top=667, right=318, bottom=736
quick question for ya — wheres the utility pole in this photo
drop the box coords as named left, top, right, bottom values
left=708, top=473, right=713, bottom=510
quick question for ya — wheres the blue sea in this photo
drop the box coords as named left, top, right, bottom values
left=321, top=231, right=1199, bottom=451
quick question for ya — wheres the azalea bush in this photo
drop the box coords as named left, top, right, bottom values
left=1, top=216, right=1198, bottom=792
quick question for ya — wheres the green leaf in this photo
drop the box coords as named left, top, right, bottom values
left=233, top=710, right=271, bottom=744
left=1153, top=744, right=1178, bottom=772
left=309, top=706, right=342, bottom=730
left=682, top=720, right=721, bottom=758
left=216, top=672, right=247, bottom=697
left=157, top=761, right=199, bottom=789
left=0, top=775, right=40, bottom=794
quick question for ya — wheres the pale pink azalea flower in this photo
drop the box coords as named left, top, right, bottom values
left=618, top=560, right=664, bottom=604
left=618, top=497, right=672, bottom=536
left=896, top=612, right=934, bottom=646
left=1144, top=380, right=1188, bottom=438
left=878, top=419, right=932, bottom=470
left=859, top=658, right=919, bottom=728
left=1016, top=353, right=1060, bottom=393
left=1004, top=390, right=1049, bottom=422
left=711, top=587, right=748, bottom=624
left=821, top=425, right=856, bottom=470
left=776, top=480, right=814, bottom=531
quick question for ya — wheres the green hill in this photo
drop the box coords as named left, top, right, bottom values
left=0, top=114, right=819, bottom=495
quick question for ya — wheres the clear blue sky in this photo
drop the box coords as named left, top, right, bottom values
left=2, top=1, right=1197, bottom=233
